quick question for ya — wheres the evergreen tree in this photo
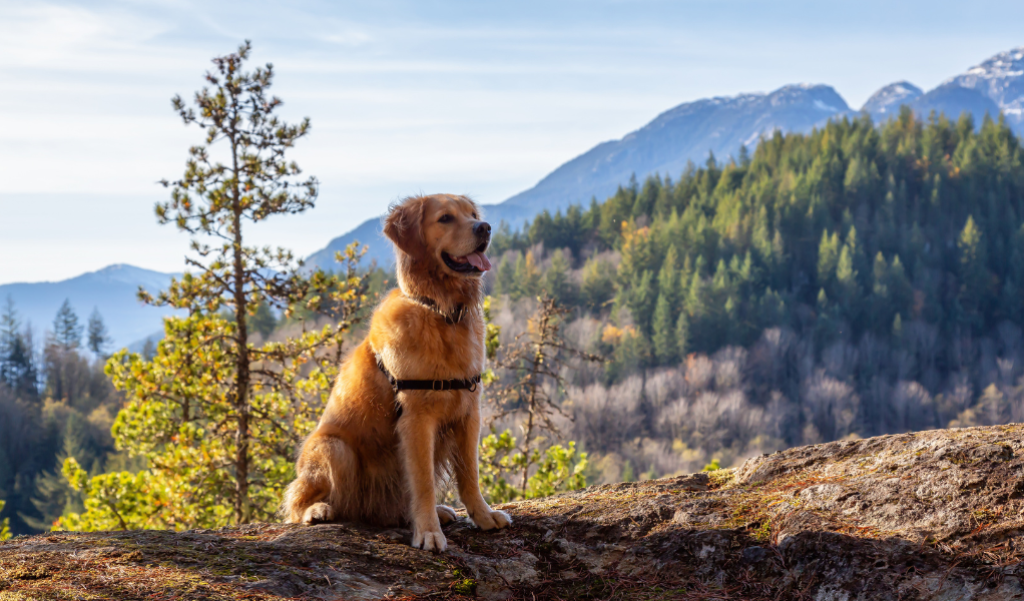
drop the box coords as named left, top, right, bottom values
left=51, top=300, right=82, bottom=352
left=493, top=254, right=516, bottom=298
left=651, top=292, right=677, bottom=365
left=86, top=309, right=111, bottom=357
left=580, top=255, right=616, bottom=311
left=657, top=245, right=681, bottom=310
left=0, top=298, right=37, bottom=397
left=817, top=230, right=840, bottom=288
left=542, top=249, right=575, bottom=305
left=675, top=310, right=689, bottom=359
left=513, top=252, right=542, bottom=300
left=60, top=42, right=369, bottom=531
left=957, top=215, right=989, bottom=328
left=249, top=302, right=277, bottom=340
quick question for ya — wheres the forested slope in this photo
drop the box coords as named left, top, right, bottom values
left=485, top=108, right=1024, bottom=480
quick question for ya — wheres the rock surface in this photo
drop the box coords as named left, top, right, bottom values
left=3, top=424, right=1024, bottom=600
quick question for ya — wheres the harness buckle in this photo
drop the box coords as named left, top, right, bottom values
left=468, top=381, right=477, bottom=392
left=432, top=380, right=442, bottom=391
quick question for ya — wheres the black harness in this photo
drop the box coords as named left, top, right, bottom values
left=375, top=294, right=482, bottom=420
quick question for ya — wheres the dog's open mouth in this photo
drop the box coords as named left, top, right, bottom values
left=442, top=244, right=491, bottom=274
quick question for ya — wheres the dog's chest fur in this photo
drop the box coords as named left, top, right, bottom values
left=372, top=294, right=485, bottom=382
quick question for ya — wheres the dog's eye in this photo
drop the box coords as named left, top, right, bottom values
left=438, top=214, right=454, bottom=224
left=472, top=213, right=478, bottom=220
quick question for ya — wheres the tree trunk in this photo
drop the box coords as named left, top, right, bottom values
left=230, top=132, right=251, bottom=526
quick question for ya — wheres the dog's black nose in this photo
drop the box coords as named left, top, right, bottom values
left=474, top=222, right=491, bottom=238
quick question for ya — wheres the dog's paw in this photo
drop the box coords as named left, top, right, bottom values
left=302, top=502, right=334, bottom=524
left=471, top=508, right=512, bottom=531
left=412, top=526, right=447, bottom=552
left=435, top=505, right=458, bottom=525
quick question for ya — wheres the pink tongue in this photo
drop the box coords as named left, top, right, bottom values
left=465, top=252, right=491, bottom=271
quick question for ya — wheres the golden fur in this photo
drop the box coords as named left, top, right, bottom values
left=282, top=194, right=510, bottom=552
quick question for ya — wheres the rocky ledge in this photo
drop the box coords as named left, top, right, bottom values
left=3, top=424, right=1024, bottom=600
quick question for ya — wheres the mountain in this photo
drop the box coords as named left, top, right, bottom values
left=863, top=46, right=1024, bottom=131
left=308, top=46, right=1024, bottom=272
left=499, top=84, right=850, bottom=215
left=910, top=82, right=1003, bottom=126
left=0, top=264, right=179, bottom=351
left=860, top=81, right=923, bottom=122
left=307, top=84, right=851, bottom=270
left=945, top=45, right=1024, bottom=130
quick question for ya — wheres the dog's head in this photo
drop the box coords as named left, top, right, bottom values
left=384, top=194, right=492, bottom=278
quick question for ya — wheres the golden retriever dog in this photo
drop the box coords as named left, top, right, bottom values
left=282, top=193, right=511, bottom=552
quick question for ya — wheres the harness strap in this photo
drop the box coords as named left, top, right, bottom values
left=376, top=357, right=481, bottom=419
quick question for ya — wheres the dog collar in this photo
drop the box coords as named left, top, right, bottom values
left=407, top=294, right=467, bottom=325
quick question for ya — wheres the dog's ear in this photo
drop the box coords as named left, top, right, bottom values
left=384, top=197, right=425, bottom=256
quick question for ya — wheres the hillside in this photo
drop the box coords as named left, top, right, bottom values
left=0, top=264, right=179, bottom=350
left=3, top=423, right=1023, bottom=600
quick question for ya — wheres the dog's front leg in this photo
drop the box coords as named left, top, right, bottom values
left=454, top=411, right=512, bottom=531
left=397, top=403, right=447, bottom=552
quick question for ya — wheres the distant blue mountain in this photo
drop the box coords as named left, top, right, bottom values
left=911, top=83, right=1003, bottom=126
left=861, top=81, right=923, bottom=122
left=862, top=47, right=1024, bottom=131
left=308, top=46, right=1024, bottom=273
left=0, top=264, right=179, bottom=351
left=944, top=46, right=1024, bottom=131
left=306, top=83, right=852, bottom=270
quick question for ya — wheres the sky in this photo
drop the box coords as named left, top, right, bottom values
left=2, top=0, right=1023, bottom=285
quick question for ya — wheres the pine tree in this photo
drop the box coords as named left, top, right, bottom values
left=580, top=255, right=616, bottom=312
left=836, top=244, right=861, bottom=326
left=86, top=309, right=111, bottom=357
left=542, top=249, right=574, bottom=305
left=675, top=310, right=689, bottom=359
left=493, top=254, right=515, bottom=298
left=817, top=230, right=840, bottom=287
left=626, top=270, right=656, bottom=336
left=60, top=42, right=369, bottom=531
left=652, top=292, right=677, bottom=365
left=513, top=252, right=542, bottom=300
left=657, top=245, right=681, bottom=310
left=51, top=300, right=82, bottom=352
left=0, top=297, right=21, bottom=389
left=957, top=215, right=989, bottom=328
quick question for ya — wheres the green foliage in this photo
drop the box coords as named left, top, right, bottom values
left=0, top=499, right=10, bottom=541
left=621, top=460, right=635, bottom=483
left=702, top=458, right=721, bottom=472
left=477, top=429, right=587, bottom=504
left=481, top=296, right=501, bottom=386
left=580, top=254, right=616, bottom=311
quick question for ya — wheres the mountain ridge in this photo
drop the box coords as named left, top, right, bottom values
left=0, top=264, right=179, bottom=351
left=308, top=45, right=1024, bottom=271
